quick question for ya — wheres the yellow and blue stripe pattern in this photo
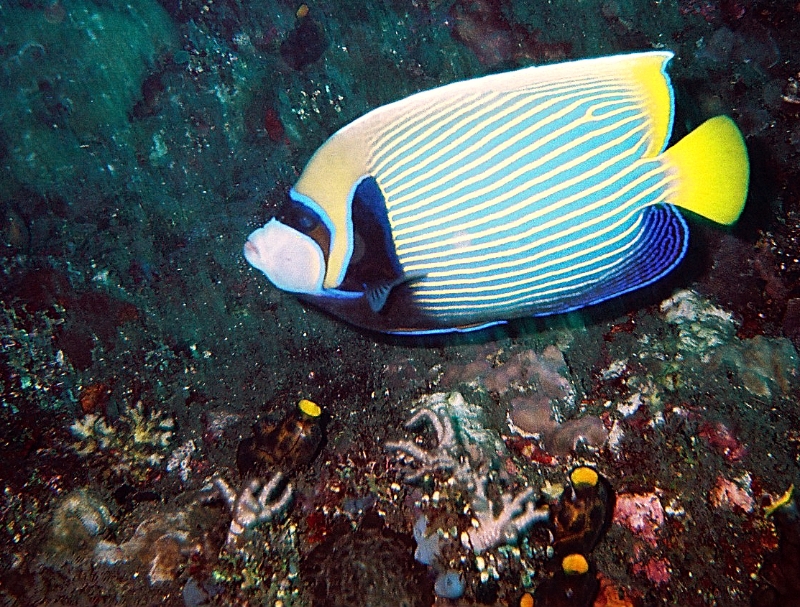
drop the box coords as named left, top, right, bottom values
left=250, top=51, right=749, bottom=334
left=368, top=68, right=680, bottom=323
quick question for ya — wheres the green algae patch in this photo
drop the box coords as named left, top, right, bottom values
left=0, top=1, right=178, bottom=190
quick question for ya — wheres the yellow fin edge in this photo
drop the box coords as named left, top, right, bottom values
left=661, top=115, right=750, bottom=225
left=626, top=52, right=674, bottom=156
left=765, top=484, right=794, bottom=517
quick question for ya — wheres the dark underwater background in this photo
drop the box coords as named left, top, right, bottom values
left=2, top=1, right=800, bottom=605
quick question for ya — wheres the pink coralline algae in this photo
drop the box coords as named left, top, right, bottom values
left=632, top=556, right=671, bottom=585
left=698, top=420, right=747, bottom=462
left=709, top=476, right=755, bottom=513
left=612, top=492, right=665, bottom=547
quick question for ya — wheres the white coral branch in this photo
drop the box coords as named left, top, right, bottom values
left=214, top=473, right=292, bottom=546
left=385, top=408, right=462, bottom=482
left=462, top=473, right=549, bottom=554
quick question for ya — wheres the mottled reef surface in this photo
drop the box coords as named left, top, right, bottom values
left=2, top=1, right=800, bottom=606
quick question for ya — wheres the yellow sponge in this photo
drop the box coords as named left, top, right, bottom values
left=570, top=466, right=599, bottom=489
left=562, top=553, right=590, bottom=575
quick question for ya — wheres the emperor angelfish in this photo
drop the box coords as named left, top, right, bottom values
left=244, top=51, right=749, bottom=335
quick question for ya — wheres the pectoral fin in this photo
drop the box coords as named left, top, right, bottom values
left=365, top=271, right=426, bottom=313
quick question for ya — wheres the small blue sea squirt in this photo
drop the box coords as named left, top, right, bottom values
left=245, top=51, right=749, bottom=335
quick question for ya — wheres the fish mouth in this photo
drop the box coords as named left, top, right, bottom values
left=243, top=238, right=261, bottom=265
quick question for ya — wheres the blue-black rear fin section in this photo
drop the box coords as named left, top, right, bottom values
left=542, top=204, right=689, bottom=315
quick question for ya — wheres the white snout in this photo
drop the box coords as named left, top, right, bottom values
left=244, top=218, right=325, bottom=294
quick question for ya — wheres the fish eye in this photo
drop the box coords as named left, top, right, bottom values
left=273, top=197, right=332, bottom=260
left=297, top=213, right=317, bottom=231
left=276, top=201, right=321, bottom=235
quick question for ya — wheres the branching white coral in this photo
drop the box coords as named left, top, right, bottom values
left=70, top=413, right=116, bottom=454
left=384, top=407, right=470, bottom=483
left=128, top=401, right=174, bottom=448
left=385, top=391, right=503, bottom=487
left=387, top=392, right=549, bottom=554
left=461, top=471, right=549, bottom=555
left=214, top=473, right=293, bottom=547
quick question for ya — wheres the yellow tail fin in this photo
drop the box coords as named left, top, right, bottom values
left=661, top=115, right=749, bottom=225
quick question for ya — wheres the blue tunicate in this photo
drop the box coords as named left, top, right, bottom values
left=182, top=578, right=208, bottom=607
left=412, top=514, right=441, bottom=566
left=434, top=571, right=465, bottom=599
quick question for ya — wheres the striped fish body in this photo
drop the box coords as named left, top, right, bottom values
left=244, top=52, right=749, bottom=335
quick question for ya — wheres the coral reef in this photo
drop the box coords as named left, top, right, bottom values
left=385, top=391, right=508, bottom=487
left=384, top=401, right=469, bottom=484
left=1, top=0, right=800, bottom=605
left=440, top=343, right=609, bottom=459
left=612, top=492, right=665, bottom=548
left=95, top=511, right=201, bottom=584
left=659, top=289, right=737, bottom=358
left=709, top=475, right=755, bottom=513
left=508, top=395, right=609, bottom=456
left=655, top=289, right=799, bottom=397
left=387, top=391, right=549, bottom=559
left=93, top=495, right=227, bottom=585
left=47, top=489, right=114, bottom=558
left=0, top=300, right=78, bottom=413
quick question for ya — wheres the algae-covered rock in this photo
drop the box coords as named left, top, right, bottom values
left=0, top=0, right=177, bottom=190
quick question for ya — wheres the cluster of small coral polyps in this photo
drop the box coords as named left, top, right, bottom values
left=69, top=400, right=174, bottom=477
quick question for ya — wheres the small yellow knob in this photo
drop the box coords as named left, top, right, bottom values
left=561, top=553, right=589, bottom=575
left=570, top=466, right=599, bottom=489
left=298, top=398, right=322, bottom=418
